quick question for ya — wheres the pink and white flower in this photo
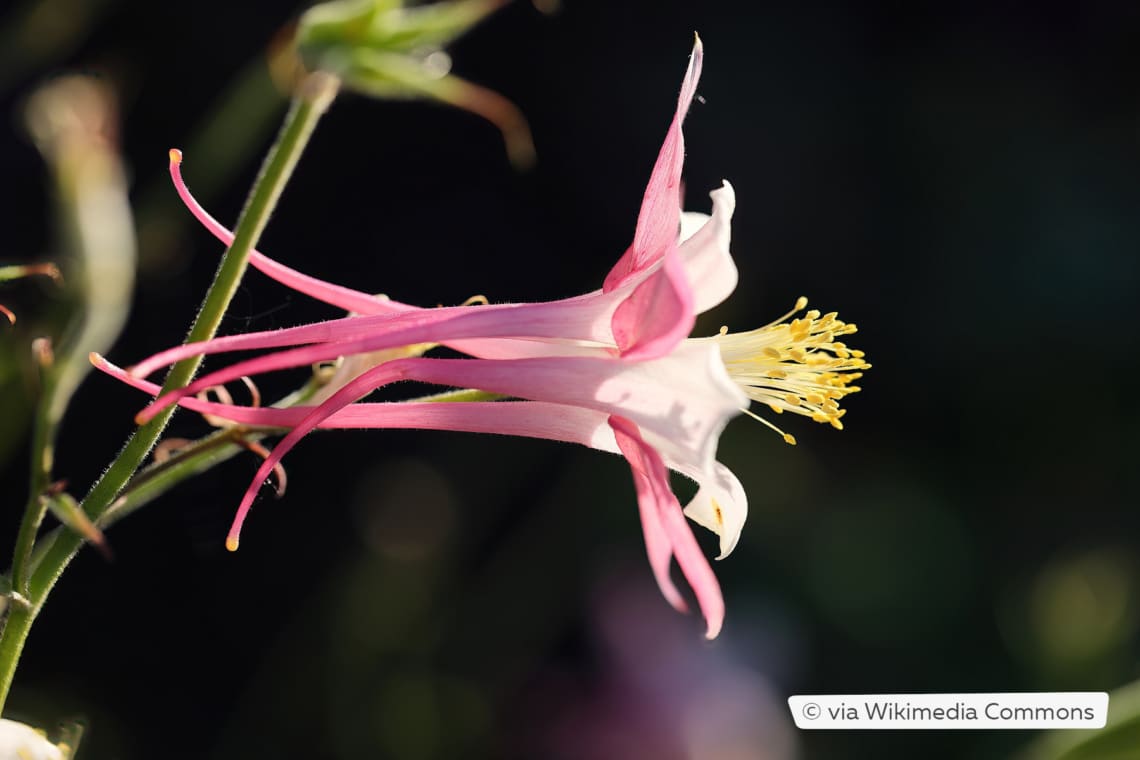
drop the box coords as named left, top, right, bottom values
left=97, top=38, right=868, bottom=638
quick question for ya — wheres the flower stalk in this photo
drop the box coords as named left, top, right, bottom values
left=0, top=71, right=340, bottom=712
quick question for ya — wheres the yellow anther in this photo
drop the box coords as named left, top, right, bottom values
left=743, top=406, right=796, bottom=443
left=702, top=296, right=868, bottom=444
left=169, top=148, right=182, bottom=164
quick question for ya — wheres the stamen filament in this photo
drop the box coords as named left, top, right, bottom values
left=741, top=407, right=796, bottom=445
left=707, top=296, right=869, bottom=440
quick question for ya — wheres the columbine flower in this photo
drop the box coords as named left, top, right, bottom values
left=97, top=37, right=867, bottom=638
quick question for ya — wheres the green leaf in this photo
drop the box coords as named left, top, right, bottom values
left=43, top=492, right=109, bottom=559
left=343, top=48, right=534, bottom=166
left=295, top=0, right=532, bottom=166
left=298, top=0, right=505, bottom=61
left=380, top=0, right=506, bottom=51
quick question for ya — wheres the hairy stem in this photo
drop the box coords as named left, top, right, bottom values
left=0, top=72, right=340, bottom=712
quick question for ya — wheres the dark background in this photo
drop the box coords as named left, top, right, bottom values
left=1, top=1, right=1139, bottom=758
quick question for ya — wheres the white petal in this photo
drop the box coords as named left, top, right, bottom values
left=679, top=211, right=710, bottom=243
left=679, top=181, right=738, bottom=315
left=682, top=461, right=748, bottom=559
left=589, top=342, right=746, bottom=473
left=0, top=719, right=64, bottom=760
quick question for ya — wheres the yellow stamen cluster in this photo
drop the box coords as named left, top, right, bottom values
left=708, top=296, right=869, bottom=444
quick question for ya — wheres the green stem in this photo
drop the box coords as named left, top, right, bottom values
left=99, top=428, right=260, bottom=528
left=11, top=361, right=57, bottom=597
left=0, top=71, right=340, bottom=712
